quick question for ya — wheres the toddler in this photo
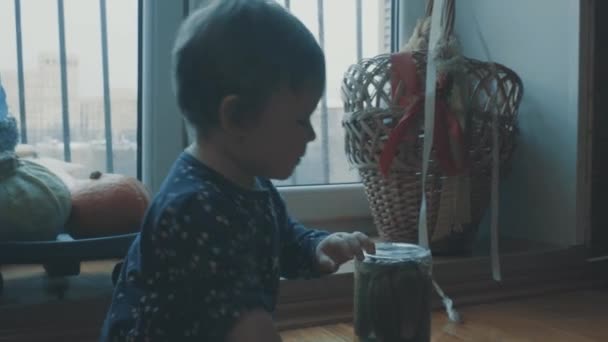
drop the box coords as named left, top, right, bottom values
left=100, top=1, right=375, bottom=341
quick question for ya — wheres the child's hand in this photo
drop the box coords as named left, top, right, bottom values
left=315, top=232, right=376, bottom=274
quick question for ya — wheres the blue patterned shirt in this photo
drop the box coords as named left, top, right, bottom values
left=100, top=152, right=330, bottom=341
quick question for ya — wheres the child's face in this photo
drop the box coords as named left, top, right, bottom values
left=238, top=86, right=319, bottom=180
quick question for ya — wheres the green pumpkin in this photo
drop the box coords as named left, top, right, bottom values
left=0, top=151, right=72, bottom=241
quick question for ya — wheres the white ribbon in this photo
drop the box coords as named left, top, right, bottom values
left=420, top=0, right=461, bottom=323
left=414, top=0, right=503, bottom=326
left=417, top=0, right=443, bottom=249
left=472, top=12, right=502, bottom=282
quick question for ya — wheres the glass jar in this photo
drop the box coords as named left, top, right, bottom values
left=354, top=242, right=432, bottom=342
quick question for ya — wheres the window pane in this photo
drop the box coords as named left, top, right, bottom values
left=0, top=0, right=139, bottom=178
left=274, top=0, right=392, bottom=187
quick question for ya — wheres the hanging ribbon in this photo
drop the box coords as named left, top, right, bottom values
left=379, top=52, right=467, bottom=179
left=471, top=12, right=502, bottom=282
left=388, top=0, right=461, bottom=323
left=383, top=0, right=502, bottom=283
left=427, top=0, right=461, bottom=323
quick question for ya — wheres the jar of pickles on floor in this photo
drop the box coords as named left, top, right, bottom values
left=354, top=242, right=432, bottom=342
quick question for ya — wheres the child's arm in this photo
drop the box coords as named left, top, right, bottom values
left=278, top=216, right=332, bottom=279
left=227, top=309, right=282, bottom=342
left=275, top=206, right=373, bottom=278
left=267, top=180, right=375, bottom=279
left=280, top=218, right=376, bottom=277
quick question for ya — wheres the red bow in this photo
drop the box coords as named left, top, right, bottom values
left=379, top=52, right=467, bottom=177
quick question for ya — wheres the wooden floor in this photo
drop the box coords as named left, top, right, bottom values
left=0, top=259, right=605, bottom=341
left=280, top=289, right=608, bottom=341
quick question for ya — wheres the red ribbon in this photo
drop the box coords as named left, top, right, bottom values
left=379, top=52, right=467, bottom=177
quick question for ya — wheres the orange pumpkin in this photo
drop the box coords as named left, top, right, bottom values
left=66, top=171, right=151, bottom=239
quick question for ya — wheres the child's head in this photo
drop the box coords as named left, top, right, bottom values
left=172, top=0, right=325, bottom=180
left=172, top=0, right=325, bottom=135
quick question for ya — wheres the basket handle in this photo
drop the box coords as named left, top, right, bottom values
left=425, top=0, right=455, bottom=38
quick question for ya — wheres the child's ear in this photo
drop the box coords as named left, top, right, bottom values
left=218, top=95, right=248, bottom=137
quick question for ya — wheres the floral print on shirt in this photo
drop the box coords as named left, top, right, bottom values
left=99, top=152, right=329, bottom=341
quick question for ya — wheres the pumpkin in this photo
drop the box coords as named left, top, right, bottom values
left=66, top=171, right=151, bottom=238
left=0, top=152, right=72, bottom=242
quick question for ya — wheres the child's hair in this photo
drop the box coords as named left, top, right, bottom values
left=172, top=0, right=326, bottom=137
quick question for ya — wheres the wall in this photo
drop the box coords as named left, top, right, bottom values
left=451, top=0, right=580, bottom=247
left=401, top=0, right=580, bottom=247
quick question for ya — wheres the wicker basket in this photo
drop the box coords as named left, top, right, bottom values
left=341, top=0, right=523, bottom=255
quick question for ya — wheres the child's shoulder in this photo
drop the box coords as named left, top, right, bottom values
left=142, top=180, right=233, bottom=242
left=146, top=153, right=232, bottom=213
left=149, top=153, right=285, bottom=221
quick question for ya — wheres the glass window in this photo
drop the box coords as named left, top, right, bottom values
left=273, top=0, right=393, bottom=187
left=0, top=0, right=139, bottom=178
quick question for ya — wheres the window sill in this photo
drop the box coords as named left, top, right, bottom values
left=279, top=183, right=372, bottom=225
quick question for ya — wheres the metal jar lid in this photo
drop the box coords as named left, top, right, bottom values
left=363, top=242, right=431, bottom=265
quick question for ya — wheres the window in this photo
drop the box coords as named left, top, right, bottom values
left=271, top=0, right=394, bottom=187
left=1, top=0, right=396, bottom=226
left=0, top=0, right=139, bottom=178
